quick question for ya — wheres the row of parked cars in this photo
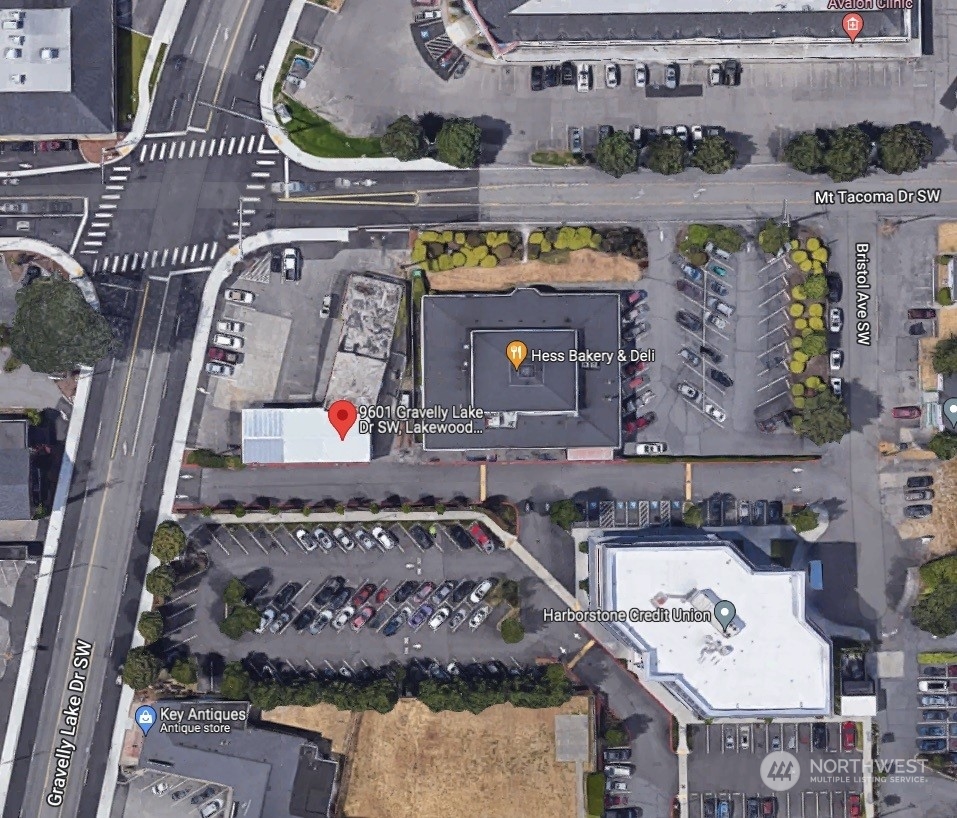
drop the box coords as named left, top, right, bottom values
left=532, top=60, right=741, bottom=92
left=290, top=520, right=500, bottom=556
left=917, top=663, right=957, bottom=752
left=902, top=474, right=933, bottom=520
left=256, top=575, right=500, bottom=638
left=619, top=290, right=655, bottom=437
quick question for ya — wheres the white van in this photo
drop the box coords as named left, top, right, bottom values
left=274, top=102, right=292, bottom=124
left=705, top=241, right=732, bottom=262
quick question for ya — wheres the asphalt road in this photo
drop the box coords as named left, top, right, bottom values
left=0, top=1, right=954, bottom=816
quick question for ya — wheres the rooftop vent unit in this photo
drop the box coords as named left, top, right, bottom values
left=7, top=35, right=23, bottom=45
left=4, top=47, right=22, bottom=59
left=40, top=47, right=59, bottom=60
left=8, top=73, right=24, bottom=84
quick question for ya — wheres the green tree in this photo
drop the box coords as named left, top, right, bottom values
left=878, top=123, right=932, bottom=175
left=646, top=135, right=686, bottom=175
left=500, top=617, right=525, bottom=643
left=801, top=332, right=828, bottom=358
left=548, top=499, right=582, bottom=531
left=683, top=503, right=703, bottom=528
left=786, top=506, right=819, bottom=533
left=151, top=520, right=186, bottom=563
left=794, top=389, right=851, bottom=445
left=928, top=432, right=957, bottom=460
left=758, top=220, right=791, bottom=255
left=912, top=583, right=957, bottom=637
left=122, top=646, right=161, bottom=690
left=220, top=661, right=252, bottom=700
left=783, top=132, right=825, bottom=174
left=933, top=335, right=957, bottom=375
left=691, top=135, right=737, bottom=174
left=380, top=115, right=426, bottom=161
left=218, top=604, right=261, bottom=639
left=9, top=276, right=114, bottom=374
left=594, top=130, right=639, bottom=178
left=144, top=565, right=175, bottom=598
left=137, top=610, right=164, bottom=644
left=802, top=275, right=828, bottom=300
left=170, top=656, right=198, bottom=685
left=223, top=577, right=247, bottom=607
left=435, top=118, right=482, bottom=168
left=822, top=126, right=870, bottom=183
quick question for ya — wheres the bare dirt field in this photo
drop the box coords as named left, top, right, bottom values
left=938, top=223, right=957, bottom=255
left=428, top=249, right=643, bottom=292
left=267, top=696, right=591, bottom=818
left=899, top=458, right=957, bottom=556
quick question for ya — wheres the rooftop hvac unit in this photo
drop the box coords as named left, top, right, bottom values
left=40, top=48, right=59, bottom=60
left=9, top=73, right=24, bottom=84
left=4, top=47, right=22, bottom=59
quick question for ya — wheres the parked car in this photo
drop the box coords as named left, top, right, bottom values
left=708, top=63, right=722, bottom=85
left=709, top=368, right=734, bottom=388
left=830, top=377, right=843, bottom=398
left=665, top=63, right=678, bottom=88
left=371, top=525, right=397, bottom=550
left=447, top=524, right=475, bottom=550
left=598, top=125, right=614, bottom=142
left=351, top=605, right=375, bottom=631
left=351, top=582, right=377, bottom=608
left=605, top=63, right=620, bottom=88
left=907, top=475, right=934, bottom=488
left=919, top=695, right=949, bottom=707
left=905, top=505, right=933, bottom=519
left=544, top=65, right=559, bottom=87
left=605, top=763, right=634, bottom=777
left=699, top=343, right=723, bottom=364
left=411, top=581, right=437, bottom=606
left=679, top=347, right=702, bottom=367
left=918, top=724, right=946, bottom=737
left=827, top=273, right=843, bottom=303
left=603, top=747, right=632, bottom=763
left=829, top=306, right=844, bottom=333
left=812, top=723, right=828, bottom=750
left=204, top=361, right=234, bottom=377
left=908, top=307, right=936, bottom=320
left=706, top=296, right=735, bottom=317
left=569, top=127, right=584, bottom=155
left=708, top=279, right=729, bottom=297
left=431, top=580, right=457, bottom=606
left=676, top=310, right=703, bottom=332
left=922, top=709, right=948, bottom=721
left=746, top=798, right=760, bottom=818
left=560, top=61, right=576, bottom=85
left=212, top=332, right=243, bottom=349
left=576, top=63, right=592, bottom=92
left=606, top=779, right=629, bottom=793
left=310, top=526, right=335, bottom=551
left=829, top=349, right=843, bottom=371
left=382, top=607, right=411, bottom=637
left=224, top=288, right=254, bottom=303
left=282, top=246, right=302, bottom=281
left=216, top=319, right=245, bottom=334
left=468, top=522, right=495, bottom=554
left=841, top=721, right=856, bottom=750
left=634, top=63, right=647, bottom=87
left=308, top=609, right=333, bottom=635
left=704, top=403, right=726, bottom=423
left=905, top=489, right=934, bottom=502
left=469, top=578, right=497, bottom=604
left=721, top=59, right=741, bottom=85
left=762, top=797, right=778, bottom=818
left=354, top=528, right=377, bottom=550
left=409, top=603, right=435, bottom=630
left=293, top=608, right=317, bottom=631
left=294, top=527, right=318, bottom=553
left=530, top=65, right=544, bottom=91
left=331, top=526, right=355, bottom=550
left=429, top=605, right=452, bottom=630
left=313, top=576, right=346, bottom=606
left=629, top=442, right=667, bottom=454
left=269, top=608, right=293, bottom=634
left=891, top=406, right=921, bottom=419
left=468, top=604, right=492, bottom=629
left=917, top=739, right=947, bottom=753
left=677, top=382, right=702, bottom=405
left=407, top=524, right=435, bottom=550
left=332, top=606, right=355, bottom=630
left=320, top=295, right=333, bottom=317
left=191, top=787, right=217, bottom=805
left=919, top=680, right=949, bottom=692
left=705, top=311, right=727, bottom=331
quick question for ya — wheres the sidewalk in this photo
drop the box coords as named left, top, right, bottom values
left=259, top=0, right=455, bottom=172
left=0, top=237, right=100, bottom=310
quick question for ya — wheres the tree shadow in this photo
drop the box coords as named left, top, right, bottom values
left=767, top=127, right=790, bottom=161
left=472, top=115, right=512, bottom=164
left=731, top=132, right=756, bottom=168
left=847, top=379, right=881, bottom=432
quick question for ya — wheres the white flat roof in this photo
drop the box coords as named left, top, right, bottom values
left=594, top=537, right=831, bottom=716
left=241, top=407, right=370, bottom=464
left=513, top=0, right=837, bottom=13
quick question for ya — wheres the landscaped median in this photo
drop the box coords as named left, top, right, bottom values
left=116, top=27, right=152, bottom=127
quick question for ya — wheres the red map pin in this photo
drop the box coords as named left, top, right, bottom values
left=842, top=12, right=863, bottom=43
left=328, top=400, right=358, bottom=441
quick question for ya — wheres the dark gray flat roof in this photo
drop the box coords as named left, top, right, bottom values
left=421, top=287, right=621, bottom=450
left=140, top=702, right=339, bottom=818
left=473, top=0, right=911, bottom=42
left=0, top=0, right=115, bottom=137
left=0, top=421, right=30, bottom=520
left=471, top=328, right=578, bottom=413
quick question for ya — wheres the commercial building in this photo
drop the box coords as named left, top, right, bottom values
left=139, top=702, right=340, bottom=818
left=0, top=0, right=115, bottom=139
left=588, top=529, right=833, bottom=717
left=242, top=406, right=371, bottom=463
left=0, top=419, right=31, bottom=521
left=465, top=0, right=922, bottom=61
left=419, top=287, right=622, bottom=453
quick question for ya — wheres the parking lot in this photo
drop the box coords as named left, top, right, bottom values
left=169, top=517, right=582, bottom=672
left=192, top=244, right=407, bottom=454
left=124, top=771, right=229, bottom=818
left=688, top=721, right=864, bottom=818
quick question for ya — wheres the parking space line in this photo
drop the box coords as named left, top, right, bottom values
left=222, top=526, right=251, bottom=556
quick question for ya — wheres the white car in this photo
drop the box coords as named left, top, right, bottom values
left=634, top=63, right=647, bottom=87
left=468, top=604, right=492, bottom=630
left=204, top=361, right=234, bottom=377
left=630, top=442, right=667, bottom=455
left=677, top=382, right=702, bottom=405
left=254, top=64, right=265, bottom=81
left=919, top=680, right=949, bottom=692
left=332, top=606, right=355, bottom=631
left=275, top=102, right=292, bottom=124
left=295, top=528, right=318, bottom=553
left=576, top=63, right=591, bottom=93
left=469, top=579, right=495, bottom=605
left=829, top=306, right=844, bottom=333
left=705, top=311, right=728, bottom=331
left=428, top=606, right=452, bottom=631
left=212, top=332, right=243, bottom=349
left=706, top=297, right=735, bottom=317
left=704, top=402, right=726, bottom=423
left=605, top=765, right=634, bottom=777
left=224, top=288, right=254, bottom=303
left=605, top=63, right=620, bottom=88
left=311, top=526, right=335, bottom=551
left=675, top=124, right=689, bottom=144
left=708, top=63, right=722, bottom=85
left=320, top=295, right=333, bottom=318
left=256, top=608, right=276, bottom=634
left=216, top=319, right=245, bottom=333
left=691, top=125, right=704, bottom=142
left=829, top=349, right=844, bottom=371
left=740, top=727, right=750, bottom=750
left=371, top=525, right=396, bottom=550
left=151, top=781, right=169, bottom=795
left=830, top=377, right=843, bottom=398
left=332, top=526, right=355, bottom=551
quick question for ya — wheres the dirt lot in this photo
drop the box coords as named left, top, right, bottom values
left=267, top=696, right=591, bottom=818
left=939, top=223, right=957, bottom=255
left=898, top=458, right=957, bottom=555
left=428, top=249, right=643, bottom=292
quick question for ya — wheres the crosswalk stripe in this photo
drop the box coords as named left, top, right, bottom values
left=88, top=231, right=106, bottom=237
left=121, top=255, right=129, bottom=272
left=172, top=248, right=180, bottom=265
left=102, top=194, right=121, bottom=200
left=228, top=137, right=236, bottom=154
left=92, top=259, right=99, bottom=272
left=114, top=165, right=131, bottom=172
left=198, top=141, right=207, bottom=158
left=139, top=145, right=148, bottom=162
left=217, top=138, right=226, bottom=156
left=80, top=250, right=98, bottom=256
left=190, top=245, right=198, bottom=263
left=111, top=257, right=119, bottom=273
left=160, top=143, right=169, bottom=161
left=211, top=242, right=218, bottom=257
left=256, top=135, right=265, bottom=152
left=227, top=233, right=239, bottom=240
left=237, top=136, right=246, bottom=153
left=92, top=222, right=111, bottom=228
left=255, top=159, right=275, bottom=166
left=178, top=142, right=186, bottom=159
left=95, top=212, right=113, bottom=220
left=161, top=249, right=169, bottom=266
left=99, top=203, right=117, bottom=209
left=245, top=183, right=266, bottom=190
left=189, top=140, right=197, bottom=158
left=243, top=209, right=256, bottom=216
left=130, top=255, right=138, bottom=272
left=241, top=196, right=260, bottom=203
left=151, top=250, right=159, bottom=267
left=83, top=240, right=103, bottom=247
left=250, top=171, right=270, bottom=178
left=149, top=144, right=157, bottom=161
left=105, top=185, right=124, bottom=190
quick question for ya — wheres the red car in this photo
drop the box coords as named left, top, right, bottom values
left=374, top=586, right=390, bottom=604
left=350, top=605, right=375, bottom=632
left=351, top=582, right=377, bottom=608
left=891, top=406, right=921, bottom=419
left=626, top=375, right=647, bottom=391
left=468, top=522, right=495, bottom=554
left=207, top=345, right=240, bottom=364
left=847, top=794, right=861, bottom=818
left=626, top=289, right=648, bottom=305
left=635, top=411, right=657, bottom=429
left=841, top=721, right=856, bottom=751
left=907, top=308, right=936, bottom=320
left=37, top=140, right=62, bottom=151
left=606, top=795, right=626, bottom=808
left=622, top=361, right=646, bottom=377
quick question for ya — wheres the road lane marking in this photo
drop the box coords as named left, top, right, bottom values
left=479, top=463, right=486, bottom=501
left=567, top=639, right=595, bottom=670
left=187, top=22, right=221, bottom=128
left=204, top=0, right=254, bottom=129
left=110, top=279, right=151, bottom=459
left=685, top=463, right=692, bottom=501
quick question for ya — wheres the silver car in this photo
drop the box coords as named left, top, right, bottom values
left=665, top=63, right=679, bottom=89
